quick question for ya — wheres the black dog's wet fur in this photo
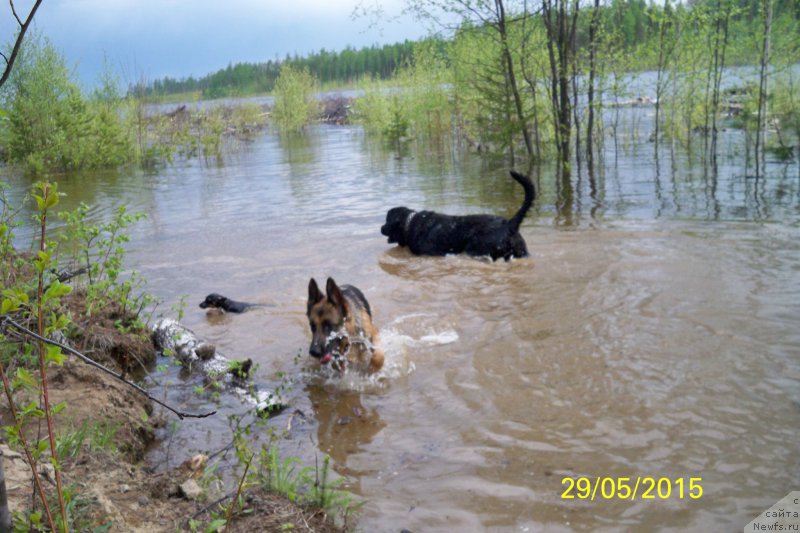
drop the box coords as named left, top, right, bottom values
left=199, top=293, right=261, bottom=313
left=381, top=170, right=536, bottom=261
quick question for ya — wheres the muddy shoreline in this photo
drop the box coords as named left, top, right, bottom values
left=0, top=291, right=345, bottom=532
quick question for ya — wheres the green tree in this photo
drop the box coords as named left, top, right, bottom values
left=271, top=65, right=320, bottom=133
left=1, top=33, right=134, bottom=174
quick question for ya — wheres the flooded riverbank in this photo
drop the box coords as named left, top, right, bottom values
left=3, top=117, right=799, bottom=530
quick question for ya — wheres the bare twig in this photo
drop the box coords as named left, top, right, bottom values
left=224, top=453, right=254, bottom=527
left=182, top=492, right=233, bottom=529
left=0, top=0, right=44, bottom=89
left=9, top=0, right=22, bottom=25
left=0, top=316, right=217, bottom=420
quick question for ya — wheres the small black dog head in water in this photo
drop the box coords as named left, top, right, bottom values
left=199, top=293, right=252, bottom=313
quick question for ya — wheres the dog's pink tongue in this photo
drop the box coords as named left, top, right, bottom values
left=320, top=353, right=332, bottom=365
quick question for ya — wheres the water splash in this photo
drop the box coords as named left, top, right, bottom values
left=383, top=312, right=460, bottom=347
left=308, top=313, right=458, bottom=391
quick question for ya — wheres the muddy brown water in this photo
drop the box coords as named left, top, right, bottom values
left=5, top=119, right=800, bottom=531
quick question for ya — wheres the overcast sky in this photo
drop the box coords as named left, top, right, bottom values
left=1, top=0, right=431, bottom=88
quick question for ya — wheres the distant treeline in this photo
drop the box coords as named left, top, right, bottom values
left=137, top=41, right=419, bottom=99
left=604, top=0, right=798, bottom=50
left=136, top=0, right=799, bottom=100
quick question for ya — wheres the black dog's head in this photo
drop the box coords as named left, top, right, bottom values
left=199, top=293, right=228, bottom=309
left=306, top=278, right=350, bottom=367
left=381, top=207, right=414, bottom=246
left=502, top=232, right=529, bottom=260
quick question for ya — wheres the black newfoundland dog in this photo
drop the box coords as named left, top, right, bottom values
left=380, top=170, right=535, bottom=261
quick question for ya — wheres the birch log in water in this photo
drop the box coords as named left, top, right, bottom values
left=152, top=318, right=285, bottom=414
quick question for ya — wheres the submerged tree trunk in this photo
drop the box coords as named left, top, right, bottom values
left=504, top=74, right=517, bottom=165
left=530, top=75, right=542, bottom=161
left=572, top=58, right=581, bottom=169
left=542, top=0, right=579, bottom=174
left=755, top=0, right=773, bottom=176
left=653, top=1, right=681, bottom=158
left=518, top=32, right=543, bottom=162
left=703, top=30, right=713, bottom=164
left=654, top=14, right=668, bottom=151
left=709, top=2, right=731, bottom=166
left=586, top=0, right=601, bottom=171
left=495, top=0, right=534, bottom=161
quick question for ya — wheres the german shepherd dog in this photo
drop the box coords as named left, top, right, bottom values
left=380, top=170, right=535, bottom=261
left=306, top=278, right=384, bottom=374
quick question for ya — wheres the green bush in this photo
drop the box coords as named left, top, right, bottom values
left=0, top=33, right=135, bottom=174
left=271, top=65, right=320, bottom=132
left=770, top=70, right=800, bottom=155
left=354, top=43, right=454, bottom=148
left=396, top=41, right=454, bottom=142
left=353, top=76, right=393, bottom=133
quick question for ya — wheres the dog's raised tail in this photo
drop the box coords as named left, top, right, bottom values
left=508, top=170, right=536, bottom=231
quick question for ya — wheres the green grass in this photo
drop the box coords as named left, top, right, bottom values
left=56, top=420, right=120, bottom=459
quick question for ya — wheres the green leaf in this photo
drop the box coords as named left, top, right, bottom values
left=44, top=281, right=73, bottom=300
left=1, top=298, right=17, bottom=314
left=36, top=440, right=48, bottom=455
left=52, top=401, right=67, bottom=415
left=21, top=401, right=45, bottom=418
left=2, top=288, right=29, bottom=313
left=44, top=191, right=59, bottom=209
left=53, top=313, right=71, bottom=330
left=3, top=425, right=20, bottom=446
left=14, top=368, right=35, bottom=389
left=45, top=345, right=65, bottom=366
left=3, top=287, right=28, bottom=303
left=204, top=519, right=227, bottom=533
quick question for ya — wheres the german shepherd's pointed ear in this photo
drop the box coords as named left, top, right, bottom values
left=308, top=278, right=324, bottom=314
left=325, top=277, right=349, bottom=317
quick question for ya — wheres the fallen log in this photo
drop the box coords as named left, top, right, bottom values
left=151, top=318, right=285, bottom=414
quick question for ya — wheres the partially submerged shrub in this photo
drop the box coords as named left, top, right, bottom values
left=271, top=65, right=320, bottom=133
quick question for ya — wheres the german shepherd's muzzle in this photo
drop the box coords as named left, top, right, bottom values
left=306, top=277, right=384, bottom=374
